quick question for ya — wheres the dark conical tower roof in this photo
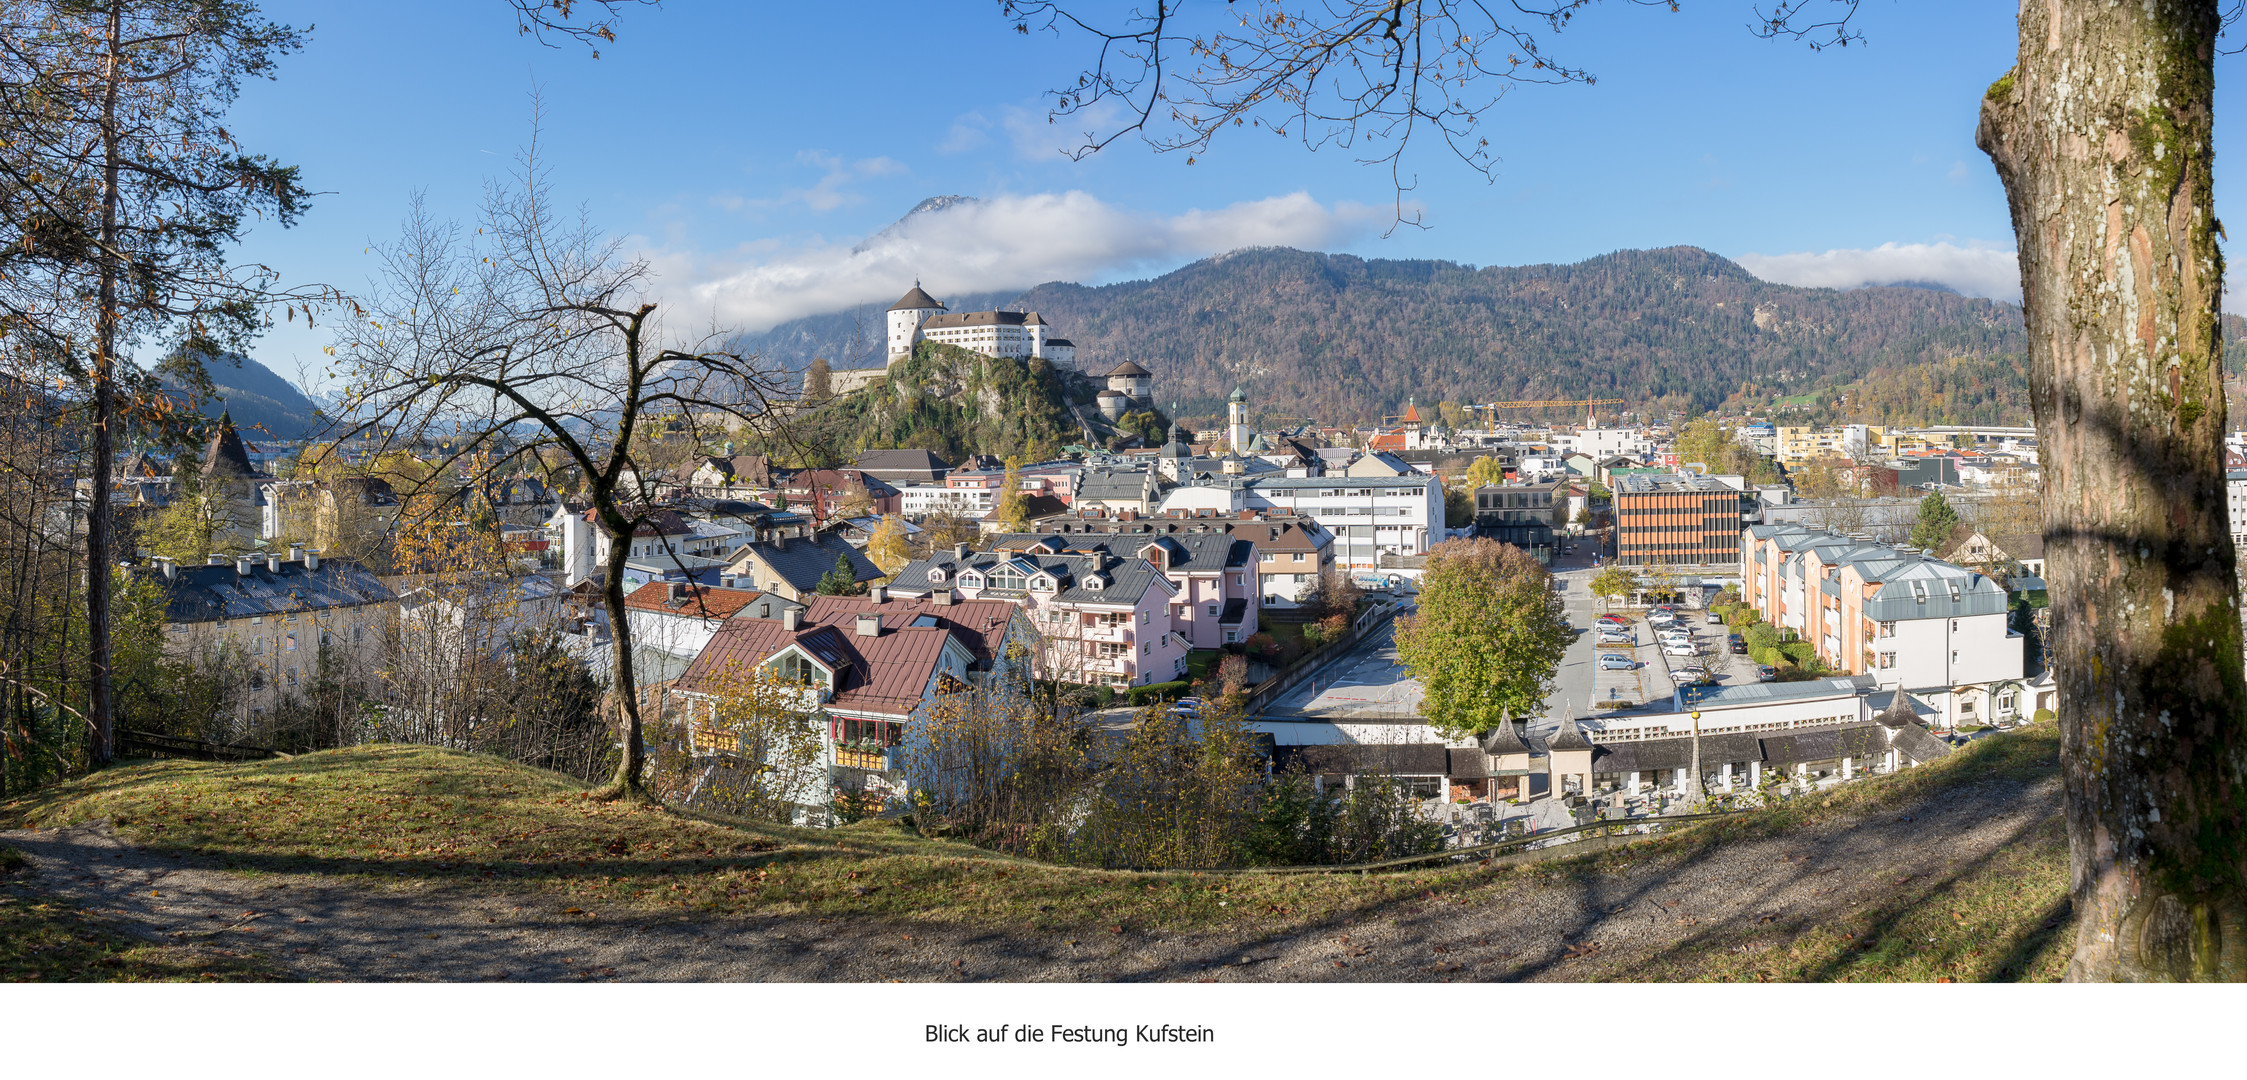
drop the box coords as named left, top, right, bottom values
left=1877, top=686, right=1920, bottom=728
left=888, top=283, right=944, bottom=311
left=1546, top=706, right=1594, bottom=752
left=1482, top=717, right=1530, bottom=755
left=199, top=411, right=257, bottom=479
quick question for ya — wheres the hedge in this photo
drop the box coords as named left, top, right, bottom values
left=1126, top=680, right=1192, bottom=706
left=1779, top=641, right=1817, bottom=666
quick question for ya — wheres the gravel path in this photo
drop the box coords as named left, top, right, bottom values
left=1, top=768, right=2062, bottom=982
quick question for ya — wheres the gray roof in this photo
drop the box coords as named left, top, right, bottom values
left=152, top=557, right=395, bottom=624
left=1105, top=361, right=1151, bottom=377
left=199, top=414, right=258, bottom=479
left=1077, top=468, right=1158, bottom=502
left=1686, top=674, right=1877, bottom=709
left=886, top=548, right=1173, bottom=606
left=1252, top=475, right=1436, bottom=492
left=1547, top=711, right=1594, bottom=752
left=888, top=285, right=944, bottom=311
left=738, top=532, right=881, bottom=593
left=851, top=448, right=950, bottom=481
left=983, top=531, right=1252, bottom=574
left=1272, top=743, right=1451, bottom=777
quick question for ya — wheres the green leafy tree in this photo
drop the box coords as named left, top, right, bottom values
left=1590, top=565, right=1639, bottom=611
left=1393, top=538, right=1570, bottom=738
left=1442, top=484, right=1474, bottom=528
left=1911, top=491, right=1962, bottom=552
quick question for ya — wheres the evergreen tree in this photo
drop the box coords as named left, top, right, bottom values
left=816, top=552, right=864, bottom=596
left=1911, top=491, right=1962, bottom=552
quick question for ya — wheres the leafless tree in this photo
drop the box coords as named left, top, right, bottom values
left=328, top=135, right=791, bottom=802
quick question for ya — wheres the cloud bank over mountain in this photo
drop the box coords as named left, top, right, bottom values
left=1734, top=242, right=2024, bottom=304
left=650, top=191, right=1387, bottom=334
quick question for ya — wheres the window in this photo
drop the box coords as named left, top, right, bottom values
left=353, top=626, right=364, bottom=644
left=1224, top=630, right=1238, bottom=644
left=286, top=667, right=298, bottom=688
left=1877, top=652, right=1897, bottom=669
left=1259, top=553, right=1274, bottom=563
left=251, top=636, right=265, bottom=656
left=1141, top=641, right=1150, bottom=655
left=285, top=633, right=297, bottom=652
left=1878, top=621, right=1896, bottom=637
left=1139, top=610, right=1149, bottom=625
left=1230, top=574, right=1243, bottom=586
left=1207, top=604, right=1219, bottom=617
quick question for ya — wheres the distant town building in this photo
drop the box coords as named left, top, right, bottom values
left=1613, top=472, right=1744, bottom=567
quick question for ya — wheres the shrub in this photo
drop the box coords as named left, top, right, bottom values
left=1126, top=680, right=1191, bottom=706
left=1779, top=641, right=1817, bottom=666
left=2032, top=707, right=2055, bottom=723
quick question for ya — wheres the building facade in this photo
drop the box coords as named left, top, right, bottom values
left=885, top=284, right=1075, bottom=369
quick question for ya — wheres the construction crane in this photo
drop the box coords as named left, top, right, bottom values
left=1469, top=398, right=1625, bottom=426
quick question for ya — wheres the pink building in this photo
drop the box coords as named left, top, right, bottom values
left=884, top=542, right=1189, bottom=688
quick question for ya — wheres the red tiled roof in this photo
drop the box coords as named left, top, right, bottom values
left=676, top=598, right=1007, bottom=718
left=800, top=595, right=1016, bottom=670
left=622, top=582, right=771, bottom=620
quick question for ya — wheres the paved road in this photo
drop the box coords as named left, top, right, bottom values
left=1266, top=618, right=1425, bottom=720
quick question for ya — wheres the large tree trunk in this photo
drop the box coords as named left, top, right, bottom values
left=590, top=515, right=649, bottom=801
left=85, top=1, right=126, bottom=765
left=1978, top=0, right=2247, bottom=981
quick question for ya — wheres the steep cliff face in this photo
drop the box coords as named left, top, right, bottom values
left=806, top=341, right=1086, bottom=463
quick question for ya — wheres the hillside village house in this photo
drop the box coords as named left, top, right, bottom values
left=986, top=532, right=1260, bottom=648
left=623, top=581, right=803, bottom=665
left=1019, top=510, right=1334, bottom=608
left=686, top=454, right=776, bottom=497
left=1071, top=467, right=1162, bottom=516
left=147, top=546, right=397, bottom=720
left=670, top=590, right=1026, bottom=819
left=885, top=544, right=1187, bottom=688
left=722, top=531, right=883, bottom=602
left=1742, top=524, right=2027, bottom=728
left=777, top=468, right=901, bottom=523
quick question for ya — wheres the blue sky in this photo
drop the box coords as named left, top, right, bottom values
left=227, top=2, right=2237, bottom=385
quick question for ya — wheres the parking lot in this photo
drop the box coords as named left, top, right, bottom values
left=1584, top=604, right=1761, bottom=710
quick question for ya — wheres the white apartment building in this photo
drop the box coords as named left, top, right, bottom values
left=1743, top=523, right=2027, bottom=728
left=1160, top=475, right=1442, bottom=571
left=2227, top=468, right=2247, bottom=550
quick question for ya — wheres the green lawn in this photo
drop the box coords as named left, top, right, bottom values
left=0, top=725, right=2074, bottom=981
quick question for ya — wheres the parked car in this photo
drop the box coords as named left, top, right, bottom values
left=1657, top=629, right=1691, bottom=643
left=1598, top=653, right=1636, bottom=671
left=1597, top=614, right=1630, bottom=625
left=1597, top=633, right=1633, bottom=646
left=1728, top=634, right=1748, bottom=654
left=1668, top=666, right=1709, bottom=683
left=1706, top=612, right=1724, bottom=625
left=1757, top=664, right=1778, bottom=682
left=1662, top=642, right=1697, bottom=657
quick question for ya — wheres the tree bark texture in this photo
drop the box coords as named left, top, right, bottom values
left=85, top=1, right=127, bottom=765
left=1978, top=0, right=2247, bottom=981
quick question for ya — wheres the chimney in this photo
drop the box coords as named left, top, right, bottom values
left=208, top=554, right=227, bottom=565
left=304, top=548, right=320, bottom=571
left=931, top=586, right=955, bottom=606
left=288, top=542, right=305, bottom=564
left=157, top=556, right=176, bottom=581
left=267, top=554, right=281, bottom=573
left=868, top=584, right=887, bottom=604
left=667, top=582, right=685, bottom=602
left=237, top=555, right=257, bottom=577
left=953, top=542, right=970, bottom=560
left=855, top=613, right=883, bottom=638
left=782, top=609, right=801, bottom=631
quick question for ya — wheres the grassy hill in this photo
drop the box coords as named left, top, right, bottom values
left=1, top=723, right=2072, bottom=982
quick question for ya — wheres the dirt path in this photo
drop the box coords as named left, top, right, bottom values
left=1, top=769, right=2065, bottom=982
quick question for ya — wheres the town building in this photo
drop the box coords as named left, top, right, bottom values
left=623, top=581, right=803, bottom=668
left=1019, top=509, right=1335, bottom=608
left=723, top=530, right=884, bottom=602
left=885, top=284, right=1076, bottom=369
left=985, top=531, right=1259, bottom=649
left=1614, top=472, right=1744, bottom=567
left=850, top=449, right=951, bottom=485
left=1741, top=524, right=2027, bottom=727
left=884, top=543, right=1187, bottom=689
left=1473, top=480, right=1565, bottom=563
left=145, top=546, right=397, bottom=719
left=1159, top=474, right=1442, bottom=571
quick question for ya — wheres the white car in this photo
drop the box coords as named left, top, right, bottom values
left=1662, top=642, right=1697, bottom=657
left=1657, top=631, right=1691, bottom=646
left=1669, top=666, right=1709, bottom=682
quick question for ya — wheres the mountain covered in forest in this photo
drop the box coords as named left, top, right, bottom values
left=161, top=351, right=323, bottom=441
left=789, top=341, right=1092, bottom=465
left=740, top=246, right=2040, bottom=425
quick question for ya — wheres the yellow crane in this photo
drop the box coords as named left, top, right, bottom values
left=1470, top=398, right=1625, bottom=426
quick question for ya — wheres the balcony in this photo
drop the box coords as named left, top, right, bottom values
left=1080, top=624, right=1134, bottom=644
left=833, top=746, right=895, bottom=771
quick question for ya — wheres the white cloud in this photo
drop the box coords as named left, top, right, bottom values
left=936, top=112, right=991, bottom=154
left=658, top=190, right=1384, bottom=333
left=1734, top=242, right=2022, bottom=304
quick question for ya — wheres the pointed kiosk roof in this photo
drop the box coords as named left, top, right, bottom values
left=1481, top=717, right=1530, bottom=756
left=1545, top=707, right=1594, bottom=752
left=888, top=284, right=945, bottom=312
left=1877, top=686, right=1921, bottom=728
left=1401, top=399, right=1423, bottom=424
left=199, top=411, right=257, bottom=479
